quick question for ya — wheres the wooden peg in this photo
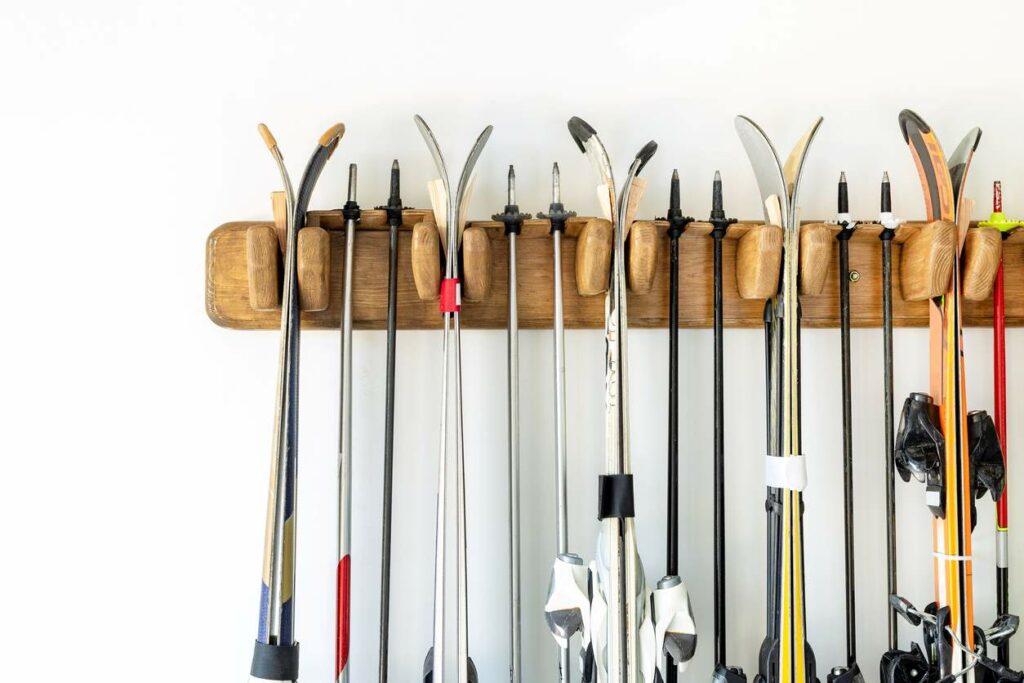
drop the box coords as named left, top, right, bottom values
left=735, top=224, right=783, bottom=300
left=900, top=220, right=956, bottom=302
left=963, top=227, right=1001, bottom=302
left=246, top=225, right=280, bottom=310
left=576, top=218, right=614, bottom=296
left=799, top=223, right=833, bottom=295
left=462, top=226, right=492, bottom=302
left=627, top=220, right=660, bottom=293
left=297, top=227, right=330, bottom=311
left=411, top=220, right=441, bottom=301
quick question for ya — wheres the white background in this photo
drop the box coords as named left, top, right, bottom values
left=3, top=1, right=1024, bottom=681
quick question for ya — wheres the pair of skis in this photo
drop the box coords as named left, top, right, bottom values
left=543, top=116, right=696, bottom=683
left=415, top=115, right=492, bottom=683
left=736, top=115, right=821, bottom=683
left=884, top=110, right=1016, bottom=683
left=249, top=122, right=346, bottom=683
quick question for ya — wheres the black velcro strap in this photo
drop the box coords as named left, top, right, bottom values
left=250, top=640, right=299, bottom=681
left=598, top=474, right=635, bottom=520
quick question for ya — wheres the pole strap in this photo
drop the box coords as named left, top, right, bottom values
left=765, top=454, right=807, bottom=491
left=439, top=278, right=461, bottom=313
left=597, top=474, right=635, bottom=520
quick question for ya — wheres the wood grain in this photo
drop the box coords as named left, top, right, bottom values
left=462, top=226, right=491, bottom=302
left=296, top=227, right=330, bottom=312
left=900, top=220, right=955, bottom=302
left=628, top=220, right=660, bottom=293
left=963, top=227, right=1002, bottom=301
left=799, top=223, right=833, bottom=295
left=575, top=218, right=613, bottom=296
left=245, top=225, right=280, bottom=310
left=735, top=224, right=782, bottom=300
left=206, top=211, right=1024, bottom=329
left=410, top=221, right=441, bottom=301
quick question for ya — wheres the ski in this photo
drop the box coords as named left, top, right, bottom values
left=664, top=169, right=692, bottom=683
left=828, top=173, right=864, bottom=683
left=878, top=171, right=899, bottom=652
left=735, top=114, right=822, bottom=683
left=337, top=163, right=360, bottom=683
left=378, top=160, right=402, bottom=683
left=562, top=116, right=695, bottom=683
left=708, top=170, right=744, bottom=683
left=415, top=115, right=492, bottom=683
left=541, top=162, right=586, bottom=683
left=886, top=109, right=1015, bottom=683
left=249, top=122, right=345, bottom=683
left=492, top=165, right=532, bottom=683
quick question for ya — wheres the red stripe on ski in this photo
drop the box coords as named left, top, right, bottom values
left=336, top=555, right=351, bottom=678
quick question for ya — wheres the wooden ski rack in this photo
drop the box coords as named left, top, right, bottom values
left=205, top=209, right=1024, bottom=330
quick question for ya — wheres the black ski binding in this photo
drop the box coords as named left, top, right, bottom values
left=714, top=664, right=749, bottom=683
left=828, top=662, right=865, bottom=683
left=968, top=410, right=1005, bottom=503
left=895, top=393, right=945, bottom=517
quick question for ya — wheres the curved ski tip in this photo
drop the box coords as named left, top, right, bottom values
left=257, top=123, right=277, bottom=151
left=898, top=109, right=929, bottom=142
left=568, top=116, right=596, bottom=153
left=635, top=140, right=658, bottom=171
left=318, top=122, right=346, bottom=148
left=969, top=127, right=983, bottom=150
left=413, top=114, right=432, bottom=138
left=474, top=124, right=494, bottom=148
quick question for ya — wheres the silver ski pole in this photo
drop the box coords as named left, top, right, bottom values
left=337, top=164, right=360, bottom=683
left=493, top=165, right=531, bottom=683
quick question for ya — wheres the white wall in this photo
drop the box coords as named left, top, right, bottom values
left=3, top=0, right=1024, bottom=681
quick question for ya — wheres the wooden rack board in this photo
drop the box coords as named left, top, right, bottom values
left=206, top=210, right=1024, bottom=330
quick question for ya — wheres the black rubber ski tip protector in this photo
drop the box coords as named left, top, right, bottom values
left=250, top=640, right=300, bottom=680
left=714, top=664, right=749, bottom=683
left=597, top=474, right=635, bottom=519
left=898, top=110, right=929, bottom=143
left=568, top=116, right=596, bottom=152
left=635, top=140, right=658, bottom=170
left=827, top=663, right=865, bottom=683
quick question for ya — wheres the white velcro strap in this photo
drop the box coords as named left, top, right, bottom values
left=765, top=454, right=807, bottom=491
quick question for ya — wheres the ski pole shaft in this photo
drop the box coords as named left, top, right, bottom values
left=337, top=163, right=359, bottom=683
left=880, top=171, right=898, bottom=651
left=992, top=180, right=1010, bottom=667
left=378, top=161, right=401, bottom=683
left=666, top=170, right=683, bottom=683
left=837, top=173, right=858, bottom=666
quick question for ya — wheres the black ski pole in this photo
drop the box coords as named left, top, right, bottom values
left=378, top=160, right=402, bottom=683
left=879, top=171, right=899, bottom=652
left=664, top=169, right=693, bottom=683
left=828, top=172, right=864, bottom=683
left=708, top=171, right=744, bottom=683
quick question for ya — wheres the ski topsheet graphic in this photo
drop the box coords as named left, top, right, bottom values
left=735, top=114, right=822, bottom=683
left=543, top=116, right=696, bottom=683
left=884, top=110, right=1018, bottom=683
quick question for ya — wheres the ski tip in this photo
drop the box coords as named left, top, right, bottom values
left=257, top=123, right=277, bottom=151
left=897, top=109, right=928, bottom=143
left=636, top=140, right=658, bottom=170
left=319, top=122, right=346, bottom=149
left=970, top=127, right=983, bottom=151
left=567, top=116, right=595, bottom=153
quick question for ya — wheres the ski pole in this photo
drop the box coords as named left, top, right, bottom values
left=708, top=171, right=744, bottom=683
left=378, top=160, right=402, bottom=683
left=493, top=165, right=531, bottom=683
left=828, top=172, right=863, bottom=683
left=415, top=115, right=491, bottom=683
left=337, top=163, right=360, bottom=683
left=979, top=180, right=1019, bottom=667
left=878, top=171, right=899, bottom=652
left=539, top=162, right=584, bottom=683
left=664, top=169, right=692, bottom=683
left=250, top=122, right=345, bottom=683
